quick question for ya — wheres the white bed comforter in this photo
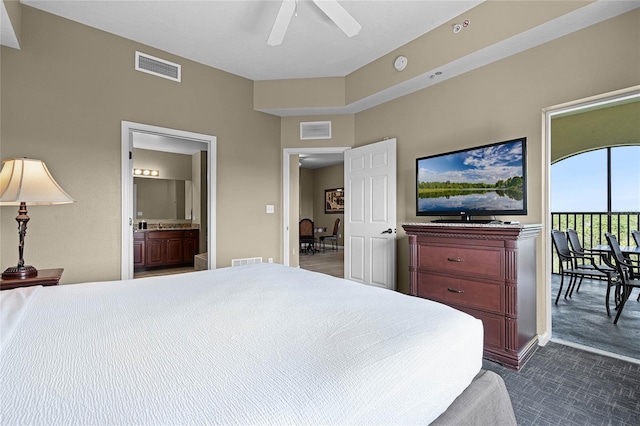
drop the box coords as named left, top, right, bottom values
left=0, top=263, right=483, bottom=425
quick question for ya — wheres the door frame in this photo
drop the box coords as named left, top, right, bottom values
left=282, top=147, right=349, bottom=266
left=542, top=85, right=640, bottom=346
left=121, top=121, right=217, bottom=279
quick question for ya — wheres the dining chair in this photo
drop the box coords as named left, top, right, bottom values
left=603, top=232, right=640, bottom=324
left=551, top=230, right=618, bottom=312
left=319, top=218, right=340, bottom=252
left=299, top=218, right=316, bottom=255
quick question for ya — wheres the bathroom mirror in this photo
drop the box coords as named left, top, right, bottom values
left=134, top=177, right=192, bottom=220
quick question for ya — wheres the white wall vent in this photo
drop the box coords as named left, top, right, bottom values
left=135, top=51, right=181, bottom=82
left=300, top=121, right=332, bottom=140
left=231, top=257, right=263, bottom=267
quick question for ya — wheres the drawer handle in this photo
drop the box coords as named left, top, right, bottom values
left=447, top=288, right=465, bottom=294
left=447, top=257, right=464, bottom=262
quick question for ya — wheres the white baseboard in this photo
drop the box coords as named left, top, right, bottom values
left=551, top=337, right=640, bottom=365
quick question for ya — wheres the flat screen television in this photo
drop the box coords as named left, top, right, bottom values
left=416, top=137, right=527, bottom=223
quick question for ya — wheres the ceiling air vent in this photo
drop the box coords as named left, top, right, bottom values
left=300, top=121, right=332, bottom=140
left=135, top=51, right=181, bottom=82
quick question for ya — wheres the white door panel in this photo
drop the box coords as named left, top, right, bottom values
left=371, top=175, right=388, bottom=223
left=344, top=139, right=397, bottom=290
left=349, top=177, right=365, bottom=223
left=349, top=236, right=365, bottom=281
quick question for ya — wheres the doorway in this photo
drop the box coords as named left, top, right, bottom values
left=298, top=154, right=345, bottom=278
left=121, top=121, right=217, bottom=280
left=282, top=147, right=348, bottom=268
left=544, top=87, right=640, bottom=362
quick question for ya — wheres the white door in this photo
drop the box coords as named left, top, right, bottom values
left=344, top=139, right=396, bottom=290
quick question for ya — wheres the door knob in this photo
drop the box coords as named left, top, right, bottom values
left=381, top=228, right=393, bottom=234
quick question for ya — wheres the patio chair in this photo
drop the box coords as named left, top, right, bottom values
left=551, top=230, right=618, bottom=313
left=603, top=232, right=640, bottom=324
left=566, top=228, right=615, bottom=292
left=632, top=229, right=640, bottom=285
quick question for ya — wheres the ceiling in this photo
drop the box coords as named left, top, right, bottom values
left=18, top=0, right=483, bottom=81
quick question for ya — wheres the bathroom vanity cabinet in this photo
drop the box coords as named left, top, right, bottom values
left=134, top=229, right=199, bottom=270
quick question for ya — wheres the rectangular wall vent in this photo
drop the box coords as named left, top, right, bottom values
left=231, top=257, right=263, bottom=267
left=300, top=121, right=332, bottom=140
left=135, top=51, right=181, bottom=82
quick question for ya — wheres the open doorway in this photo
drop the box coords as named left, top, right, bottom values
left=298, top=153, right=345, bottom=278
left=121, top=121, right=217, bottom=280
left=282, top=147, right=348, bottom=271
left=545, top=87, right=640, bottom=363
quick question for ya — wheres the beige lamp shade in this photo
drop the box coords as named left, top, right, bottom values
left=0, top=158, right=74, bottom=205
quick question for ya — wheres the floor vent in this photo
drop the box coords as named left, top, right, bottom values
left=135, top=51, right=181, bottom=82
left=231, top=257, right=263, bottom=267
left=300, top=121, right=332, bottom=140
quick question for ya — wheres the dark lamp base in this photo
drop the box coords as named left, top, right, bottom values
left=2, top=265, right=38, bottom=280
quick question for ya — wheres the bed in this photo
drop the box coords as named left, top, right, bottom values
left=0, top=263, right=515, bottom=425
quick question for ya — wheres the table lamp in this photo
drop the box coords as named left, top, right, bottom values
left=0, top=158, right=74, bottom=279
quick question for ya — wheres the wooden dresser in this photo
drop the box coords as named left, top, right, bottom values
left=402, top=223, right=542, bottom=370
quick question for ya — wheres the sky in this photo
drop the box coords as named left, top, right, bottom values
left=551, top=146, right=640, bottom=212
left=417, top=140, right=524, bottom=185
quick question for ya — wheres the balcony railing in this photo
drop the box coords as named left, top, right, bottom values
left=552, top=212, right=640, bottom=246
left=551, top=212, right=640, bottom=274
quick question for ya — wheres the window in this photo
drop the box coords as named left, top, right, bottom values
left=611, top=146, right=640, bottom=212
left=551, top=146, right=640, bottom=213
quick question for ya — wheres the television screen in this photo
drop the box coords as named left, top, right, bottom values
left=416, top=137, right=527, bottom=220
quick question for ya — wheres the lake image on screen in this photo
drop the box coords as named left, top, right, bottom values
left=417, top=141, right=524, bottom=213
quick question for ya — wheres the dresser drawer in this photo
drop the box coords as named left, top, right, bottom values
left=147, top=230, right=183, bottom=240
left=453, top=305, right=505, bottom=351
left=184, top=230, right=199, bottom=238
left=417, top=272, right=504, bottom=314
left=418, top=243, right=504, bottom=280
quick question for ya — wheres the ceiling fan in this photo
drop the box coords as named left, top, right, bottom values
left=268, top=0, right=362, bottom=46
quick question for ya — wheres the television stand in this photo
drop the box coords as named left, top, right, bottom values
left=431, top=219, right=502, bottom=224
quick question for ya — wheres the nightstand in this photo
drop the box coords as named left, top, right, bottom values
left=0, top=268, right=64, bottom=291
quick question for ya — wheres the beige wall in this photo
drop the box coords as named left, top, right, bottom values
left=551, top=101, right=640, bottom=162
left=254, top=77, right=345, bottom=110
left=0, top=6, right=281, bottom=283
left=299, top=168, right=314, bottom=219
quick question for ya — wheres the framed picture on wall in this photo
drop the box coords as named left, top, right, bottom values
left=325, top=188, right=344, bottom=214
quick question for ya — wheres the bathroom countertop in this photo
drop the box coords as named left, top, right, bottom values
left=134, top=227, right=200, bottom=232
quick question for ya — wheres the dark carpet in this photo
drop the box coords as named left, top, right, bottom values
left=483, top=342, right=640, bottom=425
left=552, top=275, right=640, bottom=360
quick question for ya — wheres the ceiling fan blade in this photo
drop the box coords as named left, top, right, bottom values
left=313, top=0, right=361, bottom=38
left=267, top=0, right=297, bottom=46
